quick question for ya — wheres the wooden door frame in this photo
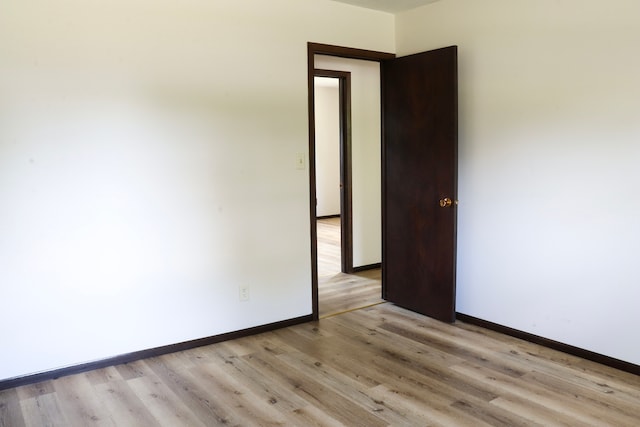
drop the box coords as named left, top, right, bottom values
left=314, top=69, right=353, bottom=274
left=307, top=42, right=395, bottom=320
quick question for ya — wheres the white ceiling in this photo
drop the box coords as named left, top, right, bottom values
left=329, top=0, right=439, bottom=13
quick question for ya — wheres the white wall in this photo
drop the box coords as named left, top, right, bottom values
left=397, top=0, right=640, bottom=364
left=314, top=56, right=382, bottom=268
left=314, top=78, right=341, bottom=217
left=0, top=0, right=394, bottom=381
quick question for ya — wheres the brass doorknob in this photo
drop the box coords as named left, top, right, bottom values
left=439, top=197, right=453, bottom=208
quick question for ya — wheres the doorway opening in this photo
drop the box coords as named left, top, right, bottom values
left=315, top=71, right=381, bottom=319
left=314, top=72, right=353, bottom=275
left=309, top=43, right=459, bottom=323
left=308, top=43, right=395, bottom=320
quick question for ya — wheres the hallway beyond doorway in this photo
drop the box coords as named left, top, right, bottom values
left=317, top=217, right=383, bottom=318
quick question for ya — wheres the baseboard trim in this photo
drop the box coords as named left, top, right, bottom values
left=456, top=313, right=639, bottom=376
left=0, top=314, right=314, bottom=391
left=352, top=263, right=381, bottom=272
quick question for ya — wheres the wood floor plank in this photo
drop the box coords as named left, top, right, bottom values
left=0, top=388, right=26, bottom=427
left=451, top=318, right=640, bottom=412
left=275, top=349, right=419, bottom=426
left=317, top=217, right=341, bottom=279
left=241, top=352, right=389, bottom=427
left=207, top=344, right=311, bottom=414
left=323, top=314, right=501, bottom=403
left=85, top=366, right=122, bottom=386
left=15, top=381, right=55, bottom=401
left=378, top=321, right=531, bottom=380
left=52, top=374, right=115, bottom=427
left=522, top=369, right=640, bottom=425
left=114, top=360, right=152, bottom=381
left=325, top=307, right=468, bottom=368
left=449, top=398, right=536, bottom=427
left=451, top=361, right=619, bottom=426
left=367, top=383, right=490, bottom=427
left=20, top=393, right=68, bottom=427
left=93, top=379, right=159, bottom=427
left=489, top=394, right=583, bottom=427
left=143, top=355, right=235, bottom=425
left=126, top=372, right=207, bottom=427
left=275, top=323, right=383, bottom=390
left=288, top=404, right=346, bottom=427
left=365, top=384, right=446, bottom=427
left=188, top=361, right=290, bottom=427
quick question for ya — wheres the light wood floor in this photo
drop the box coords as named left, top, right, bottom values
left=3, top=305, right=639, bottom=426
left=2, top=221, right=639, bottom=426
left=317, top=217, right=383, bottom=318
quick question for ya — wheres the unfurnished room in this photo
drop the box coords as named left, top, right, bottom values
left=1, top=0, right=639, bottom=425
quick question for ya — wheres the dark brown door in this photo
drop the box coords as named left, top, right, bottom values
left=382, top=46, right=458, bottom=323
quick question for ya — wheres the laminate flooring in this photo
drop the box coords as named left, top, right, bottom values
left=317, top=217, right=383, bottom=318
left=3, top=303, right=639, bottom=426
left=2, top=219, right=639, bottom=426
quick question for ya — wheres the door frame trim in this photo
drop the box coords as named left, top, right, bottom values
left=314, top=69, right=353, bottom=274
left=307, top=42, right=394, bottom=320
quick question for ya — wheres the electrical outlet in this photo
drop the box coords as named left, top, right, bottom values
left=239, top=285, right=250, bottom=301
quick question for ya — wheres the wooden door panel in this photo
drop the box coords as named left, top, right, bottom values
left=382, top=46, right=458, bottom=323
